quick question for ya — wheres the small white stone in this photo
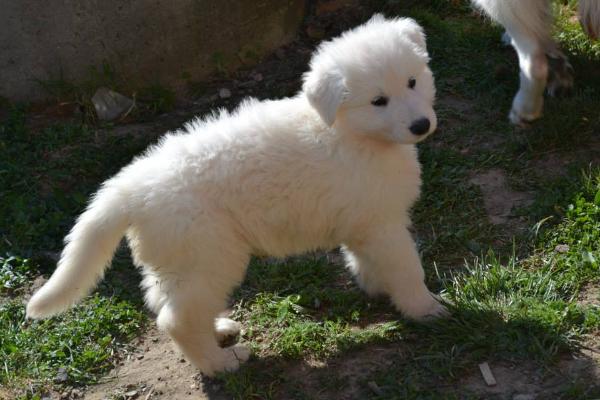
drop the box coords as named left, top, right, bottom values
left=91, top=87, right=134, bottom=121
left=513, top=394, right=536, bottom=400
left=219, top=88, right=231, bottom=98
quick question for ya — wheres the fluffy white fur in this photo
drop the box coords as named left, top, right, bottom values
left=472, top=0, right=600, bottom=125
left=27, top=15, right=445, bottom=375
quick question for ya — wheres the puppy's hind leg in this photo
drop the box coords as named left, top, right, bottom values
left=343, top=224, right=447, bottom=321
left=156, top=251, right=251, bottom=376
left=215, top=316, right=241, bottom=346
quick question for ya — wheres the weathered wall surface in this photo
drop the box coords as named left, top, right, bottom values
left=0, top=0, right=306, bottom=102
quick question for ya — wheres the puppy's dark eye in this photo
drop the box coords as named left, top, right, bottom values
left=408, top=77, right=416, bottom=89
left=371, top=96, right=389, bottom=107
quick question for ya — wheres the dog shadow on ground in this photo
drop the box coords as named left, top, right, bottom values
left=200, top=261, right=600, bottom=398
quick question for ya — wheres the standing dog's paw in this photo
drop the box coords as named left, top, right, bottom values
left=509, top=87, right=543, bottom=126
left=509, top=109, right=537, bottom=127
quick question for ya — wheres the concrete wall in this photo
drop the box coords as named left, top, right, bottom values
left=0, top=0, right=306, bottom=102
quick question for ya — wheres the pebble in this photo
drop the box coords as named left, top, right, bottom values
left=219, top=88, right=232, bottom=98
left=513, top=394, right=536, bottom=400
left=54, top=367, right=69, bottom=383
left=91, top=87, right=134, bottom=121
left=238, top=80, right=257, bottom=89
left=314, top=298, right=321, bottom=309
left=367, top=381, right=383, bottom=395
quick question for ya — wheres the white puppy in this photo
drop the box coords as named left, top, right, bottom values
left=27, top=14, right=445, bottom=376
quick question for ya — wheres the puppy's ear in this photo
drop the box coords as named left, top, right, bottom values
left=400, top=18, right=427, bottom=53
left=303, top=68, right=346, bottom=126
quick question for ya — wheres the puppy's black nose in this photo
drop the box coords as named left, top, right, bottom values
left=409, top=117, right=431, bottom=136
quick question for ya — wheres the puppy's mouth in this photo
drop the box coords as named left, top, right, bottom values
left=388, top=129, right=434, bottom=145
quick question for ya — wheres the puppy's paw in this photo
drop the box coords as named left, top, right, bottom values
left=416, top=296, right=450, bottom=322
left=198, top=344, right=251, bottom=376
left=215, top=317, right=241, bottom=346
left=218, top=344, right=251, bottom=373
left=399, top=293, right=450, bottom=321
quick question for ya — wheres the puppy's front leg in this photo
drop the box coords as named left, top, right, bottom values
left=343, top=224, right=447, bottom=320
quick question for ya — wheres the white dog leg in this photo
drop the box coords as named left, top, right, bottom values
left=154, top=251, right=250, bottom=376
left=157, top=292, right=250, bottom=376
left=343, top=225, right=446, bottom=320
left=473, top=0, right=561, bottom=124
left=215, top=317, right=242, bottom=344
left=510, top=45, right=548, bottom=124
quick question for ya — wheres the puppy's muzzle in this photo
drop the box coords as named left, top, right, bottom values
left=409, top=117, right=431, bottom=136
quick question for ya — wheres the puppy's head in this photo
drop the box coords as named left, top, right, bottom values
left=303, top=14, right=436, bottom=144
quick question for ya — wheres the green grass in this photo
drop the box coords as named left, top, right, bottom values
left=555, top=1, right=600, bottom=60
left=0, top=255, right=34, bottom=294
left=0, top=296, right=144, bottom=387
left=232, top=258, right=403, bottom=360
left=218, top=168, right=600, bottom=399
left=34, top=60, right=176, bottom=122
left=0, top=106, right=149, bottom=396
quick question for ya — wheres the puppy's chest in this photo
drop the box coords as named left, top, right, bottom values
left=360, top=163, right=421, bottom=212
left=353, top=146, right=421, bottom=196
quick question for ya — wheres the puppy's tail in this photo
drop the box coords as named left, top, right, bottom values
left=579, top=0, right=600, bottom=40
left=27, top=183, right=129, bottom=319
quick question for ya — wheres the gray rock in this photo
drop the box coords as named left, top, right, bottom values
left=54, top=367, right=68, bottom=383
left=367, top=381, right=383, bottom=395
left=91, top=87, right=134, bottom=121
left=219, top=88, right=232, bottom=99
left=513, top=394, right=536, bottom=400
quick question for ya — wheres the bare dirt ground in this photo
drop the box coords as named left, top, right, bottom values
left=469, top=168, right=534, bottom=226
left=83, top=327, right=210, bottom=400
